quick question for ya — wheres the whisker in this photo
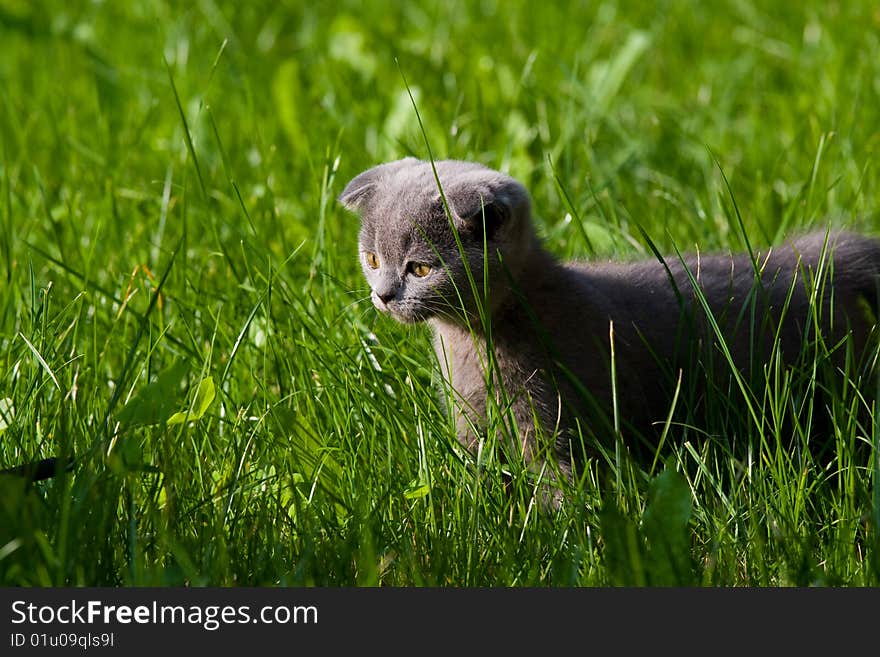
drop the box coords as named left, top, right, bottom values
left=356, top=303, right=379, bottom=324
left=341, top=295, right=374, bottom=313
left=422, top=303, right=464, bottom=324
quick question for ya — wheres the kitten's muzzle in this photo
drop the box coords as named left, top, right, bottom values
left=372, top=276, right=400, bottom=309
left=371, top=288, right=421, bottom=323
left=370, top=289, right=396, bottom=314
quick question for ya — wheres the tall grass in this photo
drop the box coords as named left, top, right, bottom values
left=0, top=0, right=878, bottom=585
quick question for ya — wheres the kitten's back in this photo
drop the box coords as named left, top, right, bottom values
left=505, top=230, right=880, bottom=445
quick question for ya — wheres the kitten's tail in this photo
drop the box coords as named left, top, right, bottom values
left=0, top=456, right=73, bottom=482
left=838, top=232, right=880, bottom=315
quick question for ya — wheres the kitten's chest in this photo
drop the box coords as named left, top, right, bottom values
left=432, top=330, right=488, bottom=404
left=431, top=325, right=543, bottom=404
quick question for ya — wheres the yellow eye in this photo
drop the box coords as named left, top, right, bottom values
left=409, top=262, right=431, bottom=277
left=364, top=252, right=380, bottom=269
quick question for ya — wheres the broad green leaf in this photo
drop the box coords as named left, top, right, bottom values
left=117, top=362, right=189, bottom=428
left=328, top=16, right=377, bottom=78
left=0, top=398, right=13, bottom=434
left=587, top=30, right=651, bottom=113
left=167, top=376, right=216, bottom=425
left=643, top=470, right=695, bottom=585
left=383, top=86, right=421, bottom=147
left=272, top=60, right=306, bottom=153
left=600, top=503, right=646, bottom=586
left=403, top=478, right=431, bottom=500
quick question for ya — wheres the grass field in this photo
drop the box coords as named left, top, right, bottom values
left=1, top=0, right=879, bottom=586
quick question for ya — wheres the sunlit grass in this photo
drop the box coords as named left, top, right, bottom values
left=0, top=0, right=878, bottom=585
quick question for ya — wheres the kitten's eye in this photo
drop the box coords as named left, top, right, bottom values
left=364, top=251, right=380, bottom=269
left=408, top=262, right=432, bottom=278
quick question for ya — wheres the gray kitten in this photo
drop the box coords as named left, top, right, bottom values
left=339, top=158, right=880, bottom=491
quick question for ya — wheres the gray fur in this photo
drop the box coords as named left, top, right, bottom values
left=340, top=158, right=880, bottom=483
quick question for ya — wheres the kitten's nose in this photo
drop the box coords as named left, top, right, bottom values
left=377, top=290, right=395, bottom=304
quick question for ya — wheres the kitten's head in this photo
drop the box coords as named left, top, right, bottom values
left=339, top=158, right=536, bottom=325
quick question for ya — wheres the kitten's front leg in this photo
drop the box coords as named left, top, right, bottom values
left=443, top=382, right=566, bottom=508
left=508, top=392, right=571, bottom=509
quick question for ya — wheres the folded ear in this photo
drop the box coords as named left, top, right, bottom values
left=446, top=172, right=530, bottom=241
left=338, top=157, right=420, bottom=211
left=460, top=199, right=509, bottom=241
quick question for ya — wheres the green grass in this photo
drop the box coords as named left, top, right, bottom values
left=1, top=0, right=879, bottom=585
